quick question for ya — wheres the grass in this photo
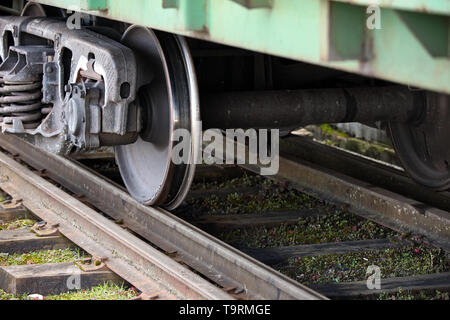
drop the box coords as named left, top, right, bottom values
left=191, top=172, right=257, bottom=191
left=0, top=219, right=36, bottom=231
left=0, top=282, right=139, bottom=300
left=0, top=248, right=88, bottom=266
left=0, top=290, right=18, bottom=300
left=319, top=124, right=349, bottom=138
left=188, top=175, right=326, bottom=216
left=277, top=245, right=449, bottom=285
left=307, top=125, right=399, bottom=165
left=377, top=288, right=449, bottom=300
left=46, top=282, right=138, bottom=300
left=0, top=190, right=137, bottom=301
left=219, top=210, right=396, bottom=248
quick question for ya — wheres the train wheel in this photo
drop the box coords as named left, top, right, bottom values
left=389, top=92, right=450, bottom=191
left=115, top=26, right=200, bottom=209
left=21, top=2, right=66, bottom=17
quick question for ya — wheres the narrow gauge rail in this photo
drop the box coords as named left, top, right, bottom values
left=0, top=134, right=324, bottom=300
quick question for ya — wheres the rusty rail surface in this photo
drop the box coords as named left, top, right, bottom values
left=0, top=134, right=324, bottom=300
left=280, top=135, right=450, bottom=212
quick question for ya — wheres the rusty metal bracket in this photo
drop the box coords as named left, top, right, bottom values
left=31, top=221, right=60, bottom=237
left=74, top=256, right=109, bottom=272
left=0, top=197, right=23, bottom=210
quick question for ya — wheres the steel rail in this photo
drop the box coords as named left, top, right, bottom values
left=0, top=134, right=324, bottom=300
left=0, top=143, right=233, bottom=300
left=280, top=135, right=450, bottom=212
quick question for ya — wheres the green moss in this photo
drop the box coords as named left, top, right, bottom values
left=344, top=138, right=365, bottom=153
left=342, top=138, right=396, bottom=161
left=278, top=245, right=449, bottom=285
left=319, top=124, right=349, bottom=138
left=0, top=248, right=89, bottom=266
left=306, top=125, right=400, bottom=165
left=219, top=210, right=395, bottom=248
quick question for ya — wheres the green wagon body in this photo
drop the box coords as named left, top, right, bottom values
left=2, top=0, right=449, bottom=94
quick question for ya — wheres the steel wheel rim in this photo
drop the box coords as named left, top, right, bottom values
left=115, top=26, right=199, bottom=209
left=21, top=2, right=66, bottom=17
left=388, top=92, right=450, bottom=191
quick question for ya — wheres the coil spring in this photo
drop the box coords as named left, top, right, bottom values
left=0, top=78, right=46, bottom=129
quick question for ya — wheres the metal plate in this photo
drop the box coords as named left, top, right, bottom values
left=31, top=0, right=450, bottom=94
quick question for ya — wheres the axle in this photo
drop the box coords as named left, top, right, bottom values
left=200, top=86, right=424, bottom=130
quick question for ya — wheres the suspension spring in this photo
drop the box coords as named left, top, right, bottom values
left=0, top=79, right=46, bottom=129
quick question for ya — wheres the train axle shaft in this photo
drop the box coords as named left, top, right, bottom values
left=201, top=86, right=424, bottom=130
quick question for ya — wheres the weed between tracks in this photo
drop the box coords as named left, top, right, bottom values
left=0, top=247, right=88, bottom=266
left=0, top=212, right=89, bottom=267
left=278, top=245, right=449, bottom=285
left=186, top=174, right=326, bottom=216
left=219, top=210, right=395, bottom=248
left=187, top=171, right=450, bottom=300
left=0, top=190, right=138, bottom=300
left=0, top=282, right=138, bottom=300
left=376, top=289, right=450, bottom=300
left=0, top=219, right=35, bottom=231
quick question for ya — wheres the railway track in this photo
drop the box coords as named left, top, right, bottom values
left=0, top=133, right=449, bottom=300
left=0, top=134, right=323, bottom=300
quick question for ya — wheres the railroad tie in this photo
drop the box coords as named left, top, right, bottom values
left=311, top=272, right=450, bottom=299
left=241, top=238, right=410, bottom=266
left=0, top=262, right=123, bottom=296
left=0, top=228, right=73, bottom=254
left=192, top=208, right=328, bottom=232
left=0, top=199, right=32, bottom=223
